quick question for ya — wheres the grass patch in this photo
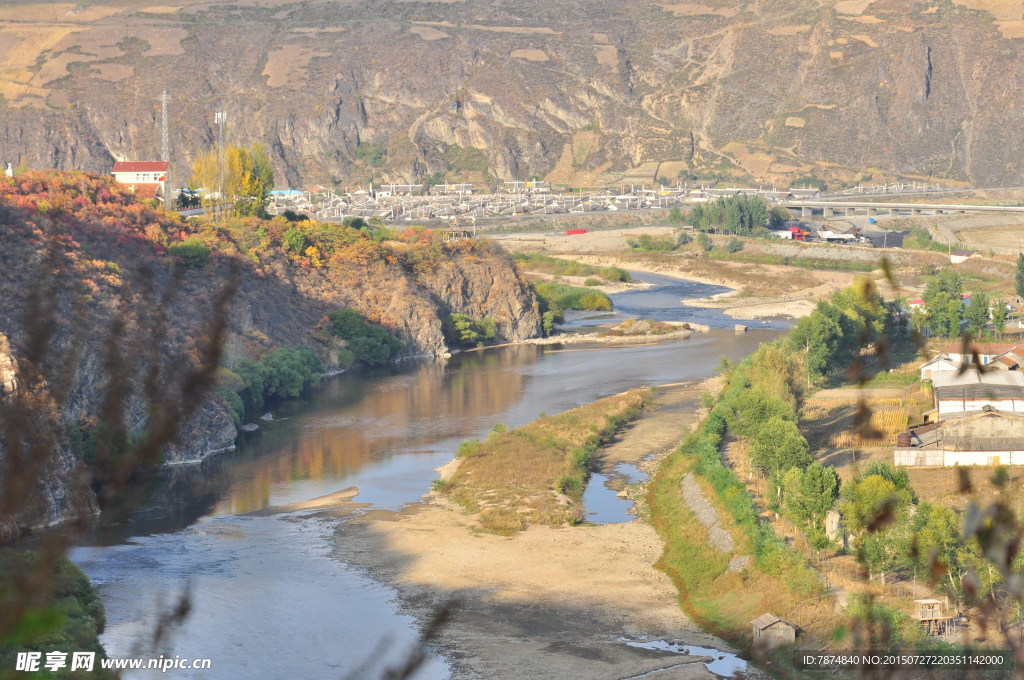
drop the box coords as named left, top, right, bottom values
left=444, top=389, right=651, bottom=534
left=512, top=252, right=631, bottom=282
left=708, top=250, right=876, bottom=272
left=533, top=281, right=613, bottom=312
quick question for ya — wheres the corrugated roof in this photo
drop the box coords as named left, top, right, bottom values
left=933, top=368, right=1024, bottom=389
left=751, top=613, right=782, bottom=629
left=936, top=384, right=1024, bottom=401
left=112, top=161, right=169, bottom=173
left=943, top=342, right=1024, bottom=356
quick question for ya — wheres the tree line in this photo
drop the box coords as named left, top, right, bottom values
left=688, top=195, right=791, bottom=234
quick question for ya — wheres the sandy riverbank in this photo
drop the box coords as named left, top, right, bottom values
left=495, top=228, right=855, bottom=320
left=333, top=383, right=760, bottom=680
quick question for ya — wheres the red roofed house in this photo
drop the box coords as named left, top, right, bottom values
left=111, top=161, right=169, bottom=201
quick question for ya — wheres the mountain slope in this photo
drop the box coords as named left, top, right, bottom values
left=0, top=0, right=1022, bottom=188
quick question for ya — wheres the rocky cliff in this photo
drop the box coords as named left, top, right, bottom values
left=0, top=171, right=540, bottom=540
left=0, top=1, right=1022, bottom=189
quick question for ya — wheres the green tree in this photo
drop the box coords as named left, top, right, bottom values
left=696, top=232, right=712, bottom=252
left=965, top=291, right=990, bottom=336
left=442, top=314, right=497, bottom=348
left=282, top=227, right=307, bottom=254
left=923, top=270, right=964, bottom=337
left=1017, top=253, right=1024, bottom=298
left=749, top=417, right=811, bottom=479
left=783, top=462, right=840, bottom=526
left=787, top=306, right=842, bottom=381
left=840, top=472, right=914, bottom=534
left=769, top=205, right=791, bottom=228
left=724, top=387, right=795, bottom=437
left=992, top=299, right=1008, bottom=337
left=910, top=502, right=961, bottom=584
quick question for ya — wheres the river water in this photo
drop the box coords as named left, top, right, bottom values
left=70, top=273, right=786, bottom=679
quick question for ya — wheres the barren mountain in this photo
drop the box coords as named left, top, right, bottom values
left=2, top=0, right=1024, bottom=188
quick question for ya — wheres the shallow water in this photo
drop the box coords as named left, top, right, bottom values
left=70, top=272, right=784, bottom=679
left=564, top=271, right=790, bottom=331
left=582, top=463, right=650, bottom=524
left=621, top=638, right=749, bottom=678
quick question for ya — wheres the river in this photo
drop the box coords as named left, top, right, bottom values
left=70, top=272, right=786, bottom=679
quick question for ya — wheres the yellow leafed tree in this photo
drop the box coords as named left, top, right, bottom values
left=190, top=143, right=274, bottom=217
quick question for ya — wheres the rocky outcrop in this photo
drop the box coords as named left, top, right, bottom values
left=0, top=187, right=539, bottom=537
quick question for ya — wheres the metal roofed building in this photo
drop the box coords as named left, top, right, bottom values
left=931, top=368, right=1024, bottom=418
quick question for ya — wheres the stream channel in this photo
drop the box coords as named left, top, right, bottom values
left=71, top=272, right=787, bottom=679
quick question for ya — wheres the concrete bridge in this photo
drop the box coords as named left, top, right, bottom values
left=782, top=200, right=1024, bottom=219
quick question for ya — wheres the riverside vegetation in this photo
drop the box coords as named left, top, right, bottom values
left=649, top=273, right=1024, bottom=671
left=437, top=389, right=650, bottom=534
left=512, top=253, right=617, bottom=336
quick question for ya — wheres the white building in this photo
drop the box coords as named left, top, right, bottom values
left=919, top=355, right=959, bottom=380
left=111, top=161, right=170, bottom=200
left=931, top=368, right=1024, bottom=419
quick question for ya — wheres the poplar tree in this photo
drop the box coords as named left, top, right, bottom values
left=1017, top=253, right=1024, bottom=299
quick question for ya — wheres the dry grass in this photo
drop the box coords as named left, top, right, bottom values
left=510, top=48, right=549, bottom=61
left=262, top=44, right=329, bottom=88
left=446, top=389, right=651, bottom=534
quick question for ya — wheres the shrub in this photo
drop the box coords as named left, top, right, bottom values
left=725, top=237, right=744, bottom=253
left=233, top=346, right=322, bottom=412
left=166, top=237, right=210, bottom=269
left=442, top=313, right=498, bottom=348
left=541, top=310, right=559, bottom=337
left=627, top=234, right=676, bottom=251
left=584, top=277, right=601, bottom=287
left=328, top=308, right=404, bottom=365
left=534, top=282, right=612, bottom=312
left=0, top=554, right=110, bottom=676
left=598, top=266, right=631, bottom=282
left=282, top=227, right=307, bottom=254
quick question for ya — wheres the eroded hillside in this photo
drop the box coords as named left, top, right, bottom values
left=1, top=0, right=1023, bottom=187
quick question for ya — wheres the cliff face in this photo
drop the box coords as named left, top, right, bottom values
left=0, top=1, right=1022, bottom=188
left=0, top=172, right=539, bottom=539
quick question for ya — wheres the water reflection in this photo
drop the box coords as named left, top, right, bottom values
left=71, top=271, right=786, bottom=680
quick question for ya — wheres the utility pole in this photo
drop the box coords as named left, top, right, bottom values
left=160, top=90, right=171, bottom=162
left=159, top=89, right=171, bottom=198
left=215, top=111, right=227, bottom=150
left=214, top=112, right=227, bottom=217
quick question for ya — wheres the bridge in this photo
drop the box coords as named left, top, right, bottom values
left=782, top=200, right=1024, bottom=218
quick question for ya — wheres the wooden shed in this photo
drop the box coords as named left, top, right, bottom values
left=912, top=599, right=955, bottom=636
left=751, top=613, right=798, bottom=647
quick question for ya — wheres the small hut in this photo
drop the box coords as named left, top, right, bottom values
left=912, top=599, right=955, bottom=636
left=751, top=613, right=798, bottom=648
